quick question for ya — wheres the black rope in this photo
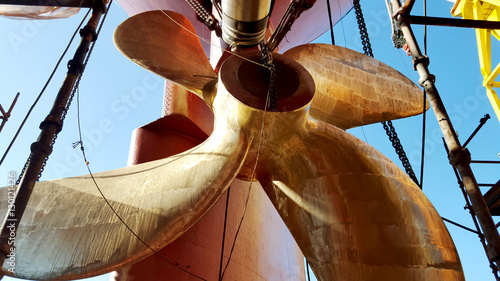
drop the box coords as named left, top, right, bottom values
left=220, top=182, right=253, bottom=279
left=419, top=0, right=427, bottom=189
left=326, top=0, right=335, bottom=45
left=352, top=0, right=419, bottom=186
left=1, top=8, right=91, bottom=178
left=419, top=90, right=427, bottom=189
left=306, top=261, right=311, bottom=281
left=218, top=188, right=231, bottom=281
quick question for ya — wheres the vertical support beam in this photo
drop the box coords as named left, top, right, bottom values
left=486, top=88, right=500, bottom=121
left=0, top=0, right=108, bottom=267
left=391, top=0, right=500, bottom=271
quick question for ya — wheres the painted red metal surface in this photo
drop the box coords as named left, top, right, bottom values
left=113, top=85, right=306, bottom=281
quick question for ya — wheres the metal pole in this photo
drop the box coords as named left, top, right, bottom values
left=0, top=0, right=95, bottom=7
left=463, top=114, right=490, bottom=148
left=471, top=160, right=500, bottom=164
left=400, top=0, right=415, bottom=15
left=0, top=93, right=20, bottom=134
left=409, top=15, right=500, bottom=30
left=0, top=0, right=108, bottom=265
left=390, top=0, right=500, bottom=271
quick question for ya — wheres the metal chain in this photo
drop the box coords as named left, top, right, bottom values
left=260, top=43, right=277, bottom=110
left=353, top=0, right=373, bottom=57
left=16, top=72, right=80, bottom=183
left=15, top=154, right=31, bottom=185
left=186, top=0, right=210, bottom=19
left=382, top=121, right=419, bottom=184
left=185, top=0, right=222, bottom=36
left=353, top=0, right=419, bottom=186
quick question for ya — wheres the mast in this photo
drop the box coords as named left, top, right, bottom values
left=390, top=0, right=500, bottom=273
left=0, top=0, right=109, bottom=270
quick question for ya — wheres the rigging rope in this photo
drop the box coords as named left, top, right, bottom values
left=306, top=261, right=312, bottom=281
left=352, top=0, right=420, bottom=186
left=325, top=0, right=335, bottom=45
left=419, top=0, right=428, bottom=189
left=220, top=47, right=275, bottom=280
left=218, top=187, right=231, bottom=281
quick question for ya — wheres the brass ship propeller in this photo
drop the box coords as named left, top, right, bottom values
left=0, top=10, right=464, bottom=281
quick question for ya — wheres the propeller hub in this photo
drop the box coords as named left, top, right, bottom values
left=219, top=51, right=315, bottom=112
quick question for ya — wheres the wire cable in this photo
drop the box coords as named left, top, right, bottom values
left=0, top=8, right=91, bottom=168
left=326, top=0, right=335, bottom=45
left=74, top=93, right=207, bottom=281
left=419, top=0, right=427, bottom=189
left=220, top=54, right=275, bottom=280
left=306, top=261, right=312, bottom=281
left=218, top=187, right=231, bottom=281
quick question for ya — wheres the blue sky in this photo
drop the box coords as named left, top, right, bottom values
left=1, top=0, right=500, bottom=280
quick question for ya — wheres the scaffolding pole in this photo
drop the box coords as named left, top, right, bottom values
left=390, top=0, right=500, bottom=272
left=0, top=0, right=108, bottom=274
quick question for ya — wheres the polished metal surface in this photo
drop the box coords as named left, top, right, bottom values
left=221, top=0, right=271, bottom=22
left=113, top=10, right=217, bottom=97
left=0, top=100, right=250, bottom=279
left=1, top=12, right=464, bottom=280
left=221, top=0, right=271, bottom=47
left=219, top=52, right=464, bottom=281
left=284, top=43, right=427, bottom=129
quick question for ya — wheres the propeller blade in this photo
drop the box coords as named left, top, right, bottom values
left=256, top=119, right=464, bottom=281
left=0, top=119, right=250, bottom=280
left=216, top=50, right=462, bottom=280
left=113, top=10, right=216, bottom=97
left=284, top=44, right=427, bottom=130
left=1, top=49, right=462, bottom=281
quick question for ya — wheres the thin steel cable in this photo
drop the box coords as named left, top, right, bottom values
left=419, top=0, right=427, bottom=189
left=74, top=78, right=208, bottom=281
left=148, top=0, right=271, bottom=71
left=1, top=8, right=91, bottom=173
left=326, top=0, right=335, bottom=45
left=218, top=187, right=231, bottom=281
left=306, top=261, right=312, bottom=281
left=220, top=56, right=274, bottom=280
